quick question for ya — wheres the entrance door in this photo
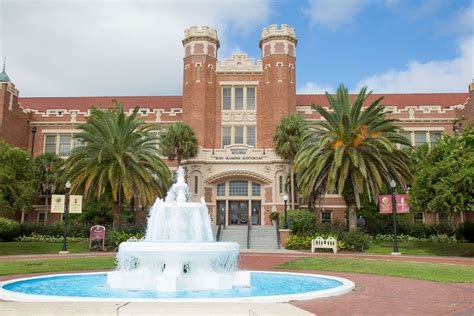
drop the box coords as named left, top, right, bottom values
left=229, top=201, right=248, bottom=225
left=216, top=201, right=226, bottom=225
left=251, top=201, right=261, bottom=225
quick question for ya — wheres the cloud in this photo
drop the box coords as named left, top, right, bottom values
left=297, top=82, right=334, bottom=94
left=355, top=36, right=474, bottom=93
left=304, top=0, right=369, bottom=30
left=0, top=0, right=270, bottom=97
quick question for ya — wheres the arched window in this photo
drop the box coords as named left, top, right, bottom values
left=194, top=176, right=198, bottom=194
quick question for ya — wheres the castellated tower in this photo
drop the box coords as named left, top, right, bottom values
left=259, top=24, right=297, bottom=148
left=182, top=26, right=219, bottom=148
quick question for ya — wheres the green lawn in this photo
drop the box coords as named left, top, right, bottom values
left=0, top=256, right=115, bottom=276
left=0, top=242, right=90, bottom=256
left=367, top=241, right=474, bottom=257
left=276, top=257, right=474, bottom=283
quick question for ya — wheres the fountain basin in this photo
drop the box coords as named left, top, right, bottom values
left=108, top=241, right=247, bottom=292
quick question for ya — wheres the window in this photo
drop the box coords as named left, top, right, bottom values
left=430, top=132, right=442, bottom=146
left=321, top=211, right=332, bottom=224
left=184, top=66, right=189, bottom=83
left=37, top=212, right=46, bottom=225
left=222, top=127, right=231, bottom=147
left=247, top=87, right=255, bottom=110
left=229, top=180, right=248, bottom=196
left=277, top=63, right=283, bottom=81
left=207, top=66, right=213, bottom=83
left=73, top=137, right=85, bottom=148
left=265, top=65, right=270, bottom=82
left=279, top=175, right=283, bottom=194
left=247, top=126, right=256, bottom=147
left=194, top=176, right=198, bottom=194
left=414, top=132, right=426, bottom=147
left=44, top=135, right=57, bottom=153
left=217, top=183, right=226, bottom=196
left=234, top=127, right=244, bottom=144
left=223, top=88, right=232, bottom=110
left=59, top=135, right=71, bottom=156
left=234, top=88, right=243, bottom=110
left=252, top=182, right=260, bottom=196
left=289, top=65, right=294, bottom=82
left=414, top=212, right=424, bottom=224
left=195, top=64, right=201, bottom=82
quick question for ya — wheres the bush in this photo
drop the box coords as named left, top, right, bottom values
left=16, top=235, right=88, bottom=243
left=279, top=209, right=315, bottom=236
left=338, top=231, right=371, bottom=251
left=285, top=230, right=370, bottom=252
left=458, top=222, right=474, bottom=242
left=19, top=222, right=90, bottom=238
left=107, top=230, right=144, bottom=251
left=0, top=217, right=21, bottom=241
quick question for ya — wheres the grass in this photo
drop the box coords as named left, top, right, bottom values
left=0, top=256, right=116, bottom=276
left=276, top=257, right=474, bottom=283
left=367, top=241, right=474, bottom=257
left=0, top=241, right=90, bottom=256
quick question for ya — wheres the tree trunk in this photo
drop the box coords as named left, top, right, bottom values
left=44, top=192, right=49, bottom=224
left=290, top=161, right=295, bottom=210
left=112, top=200, right=121, bottom=230
left=20, top=210, right=25, bottom=223
left=348, top=203, right=357, bottom=231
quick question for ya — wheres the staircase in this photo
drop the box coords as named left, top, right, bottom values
left=219, top=226, right=248, bottom=249
left=249, top=225, right=278, bottom=250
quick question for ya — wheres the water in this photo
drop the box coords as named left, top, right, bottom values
left=3, top=272, right=343, bottom=299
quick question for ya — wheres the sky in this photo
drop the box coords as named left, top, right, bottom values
left=0, top=0, right=473, bottom=97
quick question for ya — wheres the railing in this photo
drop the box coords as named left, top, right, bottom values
left=216, top=222, right=223, bottom=241
left=247, top=220, right=251, bottom=249
left=275, top=216, right=281, bottom=249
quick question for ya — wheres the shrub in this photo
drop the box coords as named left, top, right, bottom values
left=19, top=222, right=90, bottom=238
left=279, top=209, right=315, bottom=236
left=16, top=235, right=88, bottom=243
left=0, top=217, right=21, bottom=241
left=339, top=231, right=371, bottom=251
left=285, top=231, right=370, bottom=252
left=107, top=230, right=144, bottom=251
left=458, top=222, right=474, bottom=242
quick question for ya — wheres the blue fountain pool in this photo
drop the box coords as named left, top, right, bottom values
left=0, top=271, right=354, bottom=302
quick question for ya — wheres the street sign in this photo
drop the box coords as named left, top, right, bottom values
left=396, top=194, right=410, bottom=213
left=89, top=225, right=106, bottom=251
left=51, top=194, right=65, bottom=213
left=69, top=195, right=83, bottom=213
left=379, top=195, right=392, bottom=214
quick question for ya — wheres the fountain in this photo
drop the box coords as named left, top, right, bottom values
left=107, top=166, right=250, bottom=292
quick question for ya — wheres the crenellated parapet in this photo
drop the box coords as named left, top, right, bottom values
left=259, top=24, right=297, bottom=55
left=216, top=53, right=263, bottom=74
left=182, top=26, right=219, bottom=57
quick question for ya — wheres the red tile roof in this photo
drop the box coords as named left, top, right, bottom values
left=19, top=96, right=183, bottom=112
left=296, top=93, right=469, bottom=108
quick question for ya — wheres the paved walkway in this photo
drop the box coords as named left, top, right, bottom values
left=1, top=252, right=473, bottom=315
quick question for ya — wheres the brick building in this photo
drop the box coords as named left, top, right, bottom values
left=1, top=24, right=473, bottom=225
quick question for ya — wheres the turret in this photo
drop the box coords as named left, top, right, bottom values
left=182, top=26, right=219, bottom=148
left=259, top=24, right=297, bottom=148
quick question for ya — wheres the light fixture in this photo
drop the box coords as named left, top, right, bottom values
left=283, top=194, right=289, bottom=202
left=65, top=180, right=71, bottom=190
left=390, top=180, right=396, bottom=189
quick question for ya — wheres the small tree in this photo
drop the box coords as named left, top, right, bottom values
left=159, top=122, right=198, bottom=165
left=34, top=153, right=63, bottom=223
left=273, top=113, right=306, bottom=209
left=410, top=128, right=474, bottom=222
left=0, top=142, right=36, bottom=222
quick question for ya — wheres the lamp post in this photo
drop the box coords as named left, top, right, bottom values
left=283, top=194, right=289, bottom=229
left=60, top=180, right=71, bottom=254
left=30, top=127, right=37, bottom=158
left=390, top=179, right=401, bottom=255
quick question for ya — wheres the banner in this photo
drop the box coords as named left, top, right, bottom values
left=379, top=195, right=392, bottom=213
left=69, top=195, right=83, bottom=213
left=50, top=194, right=65, bottom=213
left=396, top=194, right=410, bottom=213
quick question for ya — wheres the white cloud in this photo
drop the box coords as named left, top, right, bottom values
left=297, top=82, right=334, bottom=94
left=304, top=0, right=369, bottom=30
left=0, top=0, right=270, bottom=97
left=355, top=36, right=474, bottom=93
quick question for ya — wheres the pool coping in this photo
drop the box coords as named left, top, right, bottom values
left=0, top=271, right=355, bottom=303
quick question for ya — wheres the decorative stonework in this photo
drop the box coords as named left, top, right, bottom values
left=216, top=54, right=262, bottom=74
left=221, top=111, right=256, bottom=123
left=260, top=24, right=297, bottom=43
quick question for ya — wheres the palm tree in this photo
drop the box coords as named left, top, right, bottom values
left=159, top=122, right=198, bottom=165
left=64, top=102, right=171, bottom=230
left=295, top=84, right=412, bottom=231
left=34, top=153, right=63, bottom=224
left=273, top=113, right=306, bottom=210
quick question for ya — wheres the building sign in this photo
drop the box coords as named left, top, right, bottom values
left=50, top=194, right=65, bottom=213
left=89, top=225, right=106, bottom=250
left=379, top=195, right=392, bottom=214
left=69, top=195, right=83, bottom=213
left=379, top=194, right=410, bottom=214
left=214, top=146, right=265, bottom=161
left=396, top=194, right=410, bottom=213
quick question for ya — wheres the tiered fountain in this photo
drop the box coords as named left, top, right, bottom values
left=107, top=166, right=250, bottom=292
